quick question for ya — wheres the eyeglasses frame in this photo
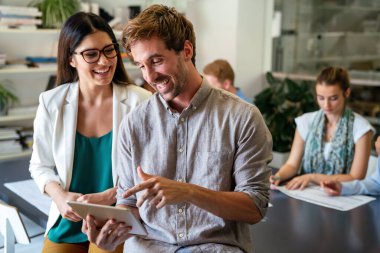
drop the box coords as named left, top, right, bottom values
left=72, top=43, right=119, bottom=63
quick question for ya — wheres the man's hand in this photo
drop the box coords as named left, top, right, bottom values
left=82, top=215, right=132, bottom=251
left=321, top=181, right=342, bottom=196
left=123, top=166, right=189, bottom=208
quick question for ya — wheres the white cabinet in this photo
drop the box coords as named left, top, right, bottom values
left=274, top=0, right=380, bottom=146
left=276, top=0, right=380, bottom=73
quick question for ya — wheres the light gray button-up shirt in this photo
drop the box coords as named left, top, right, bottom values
left=116, top=80, right=272, bottom=253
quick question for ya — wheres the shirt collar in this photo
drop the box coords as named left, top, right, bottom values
left=157, top=77, right=212, bottom=115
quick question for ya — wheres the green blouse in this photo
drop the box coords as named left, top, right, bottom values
left=48, top=131, right=113, bottom=243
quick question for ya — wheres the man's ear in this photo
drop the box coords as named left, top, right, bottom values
left=222, top=79, right=233, bottom=90
left=182, top=40, right=193, bottom=62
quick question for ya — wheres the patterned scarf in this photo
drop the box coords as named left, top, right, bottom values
left=302, top=108, right=355, bottom=175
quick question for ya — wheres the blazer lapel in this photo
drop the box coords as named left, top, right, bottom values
left=62, top=83, right=79, bottom=190
left=112, top=85, right=130, bottom=184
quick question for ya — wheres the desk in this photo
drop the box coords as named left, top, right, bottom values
left=250, top=190, right=380, bottom=253
left=3, top=180, right=49, bottom=229
left=3, top=179, right=380, bottom=252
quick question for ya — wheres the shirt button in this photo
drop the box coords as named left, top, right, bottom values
left=179, top=148, right=183, bottom=153
left=178, top=208, right=183, bottom=213
left=180, top=117, right=185, bottom=122
left=193, top=106, right=197, bottom=110
left=178, top=233, right=184, bottom=238
left=177, top=178, right=184, bottom=182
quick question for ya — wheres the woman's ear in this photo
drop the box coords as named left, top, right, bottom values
left=69, top=56, right=76, bottom=68
left=345, top=87, right=351, bottom=98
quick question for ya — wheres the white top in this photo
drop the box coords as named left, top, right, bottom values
left=295, top=111, right=375, bottom=160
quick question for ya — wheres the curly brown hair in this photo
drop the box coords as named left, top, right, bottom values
left=122, top=4, right=196, bottom=65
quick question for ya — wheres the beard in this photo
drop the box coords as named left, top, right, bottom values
left=151, top=56, right=188, bottom=102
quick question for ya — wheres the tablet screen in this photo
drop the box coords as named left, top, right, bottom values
left=67, top=201, right=147, bottom=236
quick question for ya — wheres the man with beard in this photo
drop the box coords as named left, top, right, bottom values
left=82, top=5, right=272, bottom=253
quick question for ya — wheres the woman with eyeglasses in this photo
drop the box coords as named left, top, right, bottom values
left=29, top=12, right=151, bottom=253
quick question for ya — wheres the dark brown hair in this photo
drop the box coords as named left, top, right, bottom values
left=122, top=4, right=197, bottom=65
left=203, top=59, right=235, bottom=85
left=56, top=12, right=130, bottom=86
left=316, top=66, right=350, bottom=91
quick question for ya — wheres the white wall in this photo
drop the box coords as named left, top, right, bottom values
left=187, top=0, right=273, bottom=100
left=0, top=0, right=273, bottom=99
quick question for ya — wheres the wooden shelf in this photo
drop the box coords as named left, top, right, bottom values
left=0, top=65, right=56, bottom=74
left=297, top=55, right=380, bottom=64
left=0, top=150, right=32, bottom=162
left=0, top=63, right=137, bottom=75
left=0, top=28, right=59, bottom=34
left=272, top=71, right=380, bottom=87
left=298, top=32, right=380, bottom=37
left=0, top=113, right=35, bottom=127
left=316, top=4, right=380, bottom=12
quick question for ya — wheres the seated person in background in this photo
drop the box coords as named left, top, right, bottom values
left=270, top=66, right=375, bottom=190
left=322, top=136, right=380, bottom=196
left=29, top=12, right=150, bottom=253
left=203, top=59, right=252, bottom=103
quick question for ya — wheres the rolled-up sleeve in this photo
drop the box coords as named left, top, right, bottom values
left=233, top=107, right=273, bottom=217
left=342, top=158, right=380, bottom=196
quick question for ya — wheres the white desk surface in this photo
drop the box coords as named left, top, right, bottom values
left=4, top=179, right=50, bottom=216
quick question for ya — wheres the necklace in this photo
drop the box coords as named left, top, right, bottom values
left=324, top=116, right=340, bottom=142
left=325, top=123, right=337, bottom=142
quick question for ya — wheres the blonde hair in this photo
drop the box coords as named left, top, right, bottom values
left=203, top=59, right=235, bottom=85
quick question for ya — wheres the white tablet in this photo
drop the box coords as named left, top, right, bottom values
left=67, top=201, right=147, bottom=236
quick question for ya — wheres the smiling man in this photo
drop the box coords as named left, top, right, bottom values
left=82, top=5, right=272, bottom=253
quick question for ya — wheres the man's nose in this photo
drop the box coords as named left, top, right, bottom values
left=143, top=66, right=157, bottom=84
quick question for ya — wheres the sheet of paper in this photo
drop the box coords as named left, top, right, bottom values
left=274, top=185, right=376, bottom=211
left=4, top=179, right=50, bottom=215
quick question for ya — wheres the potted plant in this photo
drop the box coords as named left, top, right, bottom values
left=29, top=0, right=80, bottom=28
left=254, top=72, right=318, bottom=168
left=0, top=83, right=18, bottom=116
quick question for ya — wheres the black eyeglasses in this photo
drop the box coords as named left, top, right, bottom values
left=72, top=43, right=119, bottom=63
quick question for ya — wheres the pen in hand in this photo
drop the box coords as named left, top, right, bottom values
left=270, top=175, right=281, bottom=185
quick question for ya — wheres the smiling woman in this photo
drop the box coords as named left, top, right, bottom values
left=28, top=12, right=151, bottom=253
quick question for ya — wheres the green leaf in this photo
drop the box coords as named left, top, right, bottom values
left=29, top=0, right=79, bottom=28
left=254, top=72, right=317, bottom=152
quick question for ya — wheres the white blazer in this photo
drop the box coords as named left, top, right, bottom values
left=29, top=82, right=151, bottom=235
